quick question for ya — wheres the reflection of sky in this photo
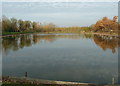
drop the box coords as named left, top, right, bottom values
left=2, top=2, right=118, bottom=27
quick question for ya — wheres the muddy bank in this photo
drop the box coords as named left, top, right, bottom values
left=2, top=76, right=95, bottom=86
left=2, top=76, right=120, bottom=86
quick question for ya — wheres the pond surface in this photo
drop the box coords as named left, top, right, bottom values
left=2, top=33, right=119, bottom=84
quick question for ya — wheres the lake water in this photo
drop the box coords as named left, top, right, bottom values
left=2, top=33, right=119, bottom=84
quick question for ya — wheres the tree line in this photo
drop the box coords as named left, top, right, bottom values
left=1, top=16, right=119, bottom=33
left=1, top=16, right=93, bottom=33
left=2, top=16, right=57, bottom=32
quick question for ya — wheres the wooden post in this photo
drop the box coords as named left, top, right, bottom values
left=25, top=72, right=27, bottom=77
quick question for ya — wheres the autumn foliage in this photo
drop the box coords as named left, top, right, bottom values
left=92, top=16, right=119, bottom=33
left=1, top=16, right=119, bottom=34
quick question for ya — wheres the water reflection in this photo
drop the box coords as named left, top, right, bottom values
left=2, top=33, right=119, bottom=54
left=2, top=33, right=118, bottom=84
left=93, top=35, right=119, bottom=54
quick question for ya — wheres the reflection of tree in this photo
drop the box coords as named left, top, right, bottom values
left=2, top=36, right=19, bottom=54
left=2, top=34, right=82, bottom=54
left=2, top=34, right=119, bottom=54
left=93, top=35, right=119, bottom=53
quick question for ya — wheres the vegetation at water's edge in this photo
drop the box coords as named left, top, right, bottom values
left=0, top=16, right=119, bottom=35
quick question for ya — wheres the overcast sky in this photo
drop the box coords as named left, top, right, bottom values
left=2, top=2, right=118, bottom=27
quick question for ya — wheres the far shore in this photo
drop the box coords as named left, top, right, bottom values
left=81, top=32, right=119, bottom=37
left=0, top=31, right=119, bottom=38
